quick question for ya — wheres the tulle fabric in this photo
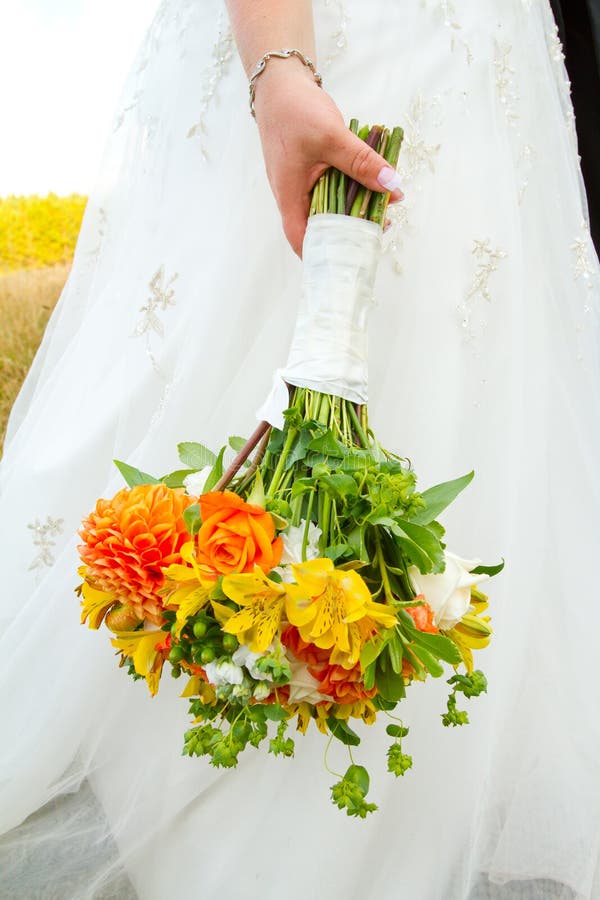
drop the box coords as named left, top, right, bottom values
left=1, top=1, right=600, bottom=898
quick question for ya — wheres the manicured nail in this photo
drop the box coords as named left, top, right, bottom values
left=377, top=166, right=402, bottom=192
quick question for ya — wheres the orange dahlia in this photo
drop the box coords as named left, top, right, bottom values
left=78, top=483, right=194, bottom=625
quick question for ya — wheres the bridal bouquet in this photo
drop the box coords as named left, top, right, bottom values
left=77, top=121, right=502, bottom=817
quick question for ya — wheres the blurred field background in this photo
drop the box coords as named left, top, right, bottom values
left=0, top=193, right=85, bottom=451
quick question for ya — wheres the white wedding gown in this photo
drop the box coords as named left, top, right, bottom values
left=1, top=1, right=599, bottom=898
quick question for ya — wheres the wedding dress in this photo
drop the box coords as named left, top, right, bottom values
left=1, top=1, right=599, bottom=898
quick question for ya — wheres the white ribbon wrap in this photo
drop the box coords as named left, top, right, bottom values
left=257, top=213, right=382, bottom=429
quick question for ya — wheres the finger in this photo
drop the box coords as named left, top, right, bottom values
left=281, top=197, right=310, bottom=258
left=327, top=129, right=403, bottom=200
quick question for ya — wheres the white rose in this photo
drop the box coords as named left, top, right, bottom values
left=408, top=551, right=489, bottom=631
left=203, top=660, right=244, bottom=687
left=232, top=645, right=272, bottom=681
left=287, top=658, right=332, bottom=705
left=183, top=465, right=213, bottom=497
left=275, top=521, right=322, bottom=582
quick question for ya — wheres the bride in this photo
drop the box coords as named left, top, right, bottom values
left=1, top=1, right=599, bottom=898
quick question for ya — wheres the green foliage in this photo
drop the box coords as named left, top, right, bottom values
left=0, top=193, right=86, bottom=272
left=330, top=765, right=378, bottom=818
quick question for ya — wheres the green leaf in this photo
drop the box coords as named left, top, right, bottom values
left=344, top=764, right=370, bottom=795
left=348, top=525, right=370, bottom=564
left=246, top=470, right=265, bottom=508
left=388, top=635, right=404, bottom=675
left=290, top=477, right=315, bottom=499
left=390, top=523, right=436, bottom=574
left=183, top=504, right=201, bottom=536
left=410, top=644, right=444, bottom=678
left=360, top=634, right=387, bottom=670
left=363, top=661, right=376, bottom=692
left=262, top=704, right=288, bottom=722
left=228, top=436, right=247, bottom=452
left=307, top=430, right=345, bottom=458
left=203, top=446, right=226, bottom=493
left=409, top=629, right=462, bottom=666
left=339, top=451, right=374, bottom=473
left=177, top=442, right=216, bottom=469
left=320, top=473, right=359, bottom=502
left=472, top=559, right=505, bottom=577
left=324, top=543, right=351, bottom=562
left=160, top=468, right=195, bottom=488
left=409, top=471, right=474, bottom=525
left=113, top=459, right=159, bottom=487
left=375, top=665, right=406, bottom=702
left=385, top=724, right=409, bottom=739
left=327, top=717, right=361, bottom=746
left=395, top=519, right=445, bottom=573
left=372, top=696, right=397, bottom=711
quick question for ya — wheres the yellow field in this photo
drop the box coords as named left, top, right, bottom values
left=0, top=264, right=70, bottom=451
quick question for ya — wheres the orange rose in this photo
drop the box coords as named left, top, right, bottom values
left=196, top=491, right=283, bottom=576
left=406, top=597, right=438, bottom=633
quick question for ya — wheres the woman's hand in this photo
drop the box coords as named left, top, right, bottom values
left=253, top=59, right=403, bottom=257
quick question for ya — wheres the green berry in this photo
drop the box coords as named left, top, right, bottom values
left=222, top=633, right=238, bottom=653
left=168, top=645, right=185, bottom=664
left=200, top=647, right=216, bottom=664
left=193, top=621, right=208, bottom=639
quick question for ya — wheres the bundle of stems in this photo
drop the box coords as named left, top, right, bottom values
left=216, top=120, right=404, bottom=506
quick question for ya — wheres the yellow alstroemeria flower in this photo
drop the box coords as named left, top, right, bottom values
left=286, top=558, right=397, bottom=669
left=111, top=629, right=166, bottom=696
left=77, top=567, right=117, bottom=629
left=163, top=541, right=214, bottom=636
left=221, top=567, right=287, bottom=653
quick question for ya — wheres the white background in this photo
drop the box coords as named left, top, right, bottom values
left=0, top=0, right=161, bottom=197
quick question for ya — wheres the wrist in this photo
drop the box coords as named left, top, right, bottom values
left=249, top=49, right=322, bottom=118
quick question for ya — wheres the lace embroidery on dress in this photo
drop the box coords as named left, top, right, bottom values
left=457, top=239, right=507, bottom=347
left=321, top=0, right=350, bottom=68
left=27, top=517, right=64, bottom=571
left=421, top=0, right=473, bottom=64
left=186, top=14, right=235, bottom=159
left=493, top=37, right=537, bottom=204
left=383, top=95, right=442, bottom=274
left=133, top=265, right=178, bottom=378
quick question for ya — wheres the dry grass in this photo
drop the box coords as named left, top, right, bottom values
left=0, top=264, right=70, bottom=452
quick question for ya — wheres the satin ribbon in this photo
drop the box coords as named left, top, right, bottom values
left=257, top=213, right=382, bottom=429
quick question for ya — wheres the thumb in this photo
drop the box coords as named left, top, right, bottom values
left=327, top=128, right=403, bottom=200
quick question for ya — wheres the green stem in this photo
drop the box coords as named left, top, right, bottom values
left=347, top=403, right=369, bottom=449
left=301, top=490, right=315, bottom=560
left=375, top=528, right=394, bottom=602
left=267, top=428, right=297, bottom=498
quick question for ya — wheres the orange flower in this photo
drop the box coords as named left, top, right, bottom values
left=196, top=491, right=282, bottom=576
left=281, top=626, right=375, bottom=706
left=314, top=662, right=377, bottom=705
left=406, top=597, right=438, bottom=633
left=78, top=483, right=194, bottom=625
left=281, top=625, right=330, bottom=668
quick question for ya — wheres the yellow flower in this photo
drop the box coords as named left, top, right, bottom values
left=221, top=567, right=287, bottom=652
left=286, top=558, right=397, bottom=669
left=77, top=567, right=117, bottom=629
left=111, top=629, right=166, bottom=696
left=162, top=541, right=214, bottom=636
left=444, top=588, right=492, bottom=673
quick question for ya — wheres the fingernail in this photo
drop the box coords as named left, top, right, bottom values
left=377, top=166, right=402, bottom=192
left=388, top=192, right=404, bottom=204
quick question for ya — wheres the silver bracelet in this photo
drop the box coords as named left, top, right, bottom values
left=248, top=48, right=323, bottom=118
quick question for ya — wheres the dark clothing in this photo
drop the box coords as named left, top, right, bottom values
left=550, top=0, right=600, bottom=253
